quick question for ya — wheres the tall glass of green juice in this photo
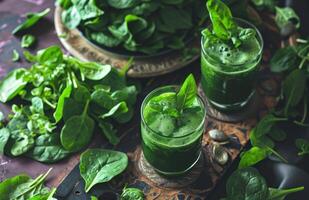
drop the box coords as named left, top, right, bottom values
left=141, top=86, right=206, bottom=176
left=201, top=18, right=263, bottom=111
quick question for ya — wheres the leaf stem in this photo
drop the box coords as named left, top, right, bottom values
left=267, top=147, right=288, bottom=163
left=82, top=100, right=90, bottom=117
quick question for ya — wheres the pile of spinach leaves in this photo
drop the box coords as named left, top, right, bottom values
left=58, top=0, right=206, bottom=54
left=222, top=167, right=304, bottom=200
left=0, top=46, right=138, bottom=163
left=0, top=168, right=57, bottom=200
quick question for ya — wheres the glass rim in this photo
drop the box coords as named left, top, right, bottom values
left=141, top=85, right=206, bottom=139
left=201, top=17, right=264, bottom=72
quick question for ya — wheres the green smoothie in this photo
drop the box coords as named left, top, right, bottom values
left=201, top=0, right=263, bottom=111
left=141, top=78, right=205, bottom=176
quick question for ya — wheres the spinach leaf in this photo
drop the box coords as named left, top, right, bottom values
left=62, top=6, right=81, bottom=29
left=121, top=186, right=144, bottom=200
left=99, top=102, right=128, bottom=119
left=12, top=49, right=20, bottom=62
left=238, top=147, right=269, bottom=169
left=73, top=0, right=104, bottom=21
left=268, top=187, right=304, bottom=200
left=21, top=34, right=36, bottom=48
left=0, top=68, right=27, bottom=103
left=27, top=134, right=70, bottom=163
left=275, top=7, right=300, bottom=30
left=270, top=46, right=299, bottom=73
left=0, top=168, right=53, bottom=200
left=91, top=89, right=114, bottom=109
left=12, top=8, right=50, bottom=34
left=0, top=128, right=10, bottom=153
left=62, top=98, right=84, bottom=121
left=226, top=167, right=269, bottom=200
left=79, top=149, right=128, bottom=192
left=54, top=83, right=72, bottom=123
left=61, top=101, right=94, bottom=152
left=255, top=114, right=287, bottom=138
left=79, top=62, right=112, bottom=80
left=98, top=121, right=120, bottom=145
left=176, top=74, right=197, bottom=112
left=206, top=0, right=236, bottom=40
left=282, top=69, right=306, bottom=116
left=10, top=131, right=35, bottom=156
left=37, top=45, right=63, bottom=65
left=295, top=138, right=309, bottom=156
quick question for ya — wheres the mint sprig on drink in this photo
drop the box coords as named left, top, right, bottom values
left=176, top=74, right=198, bottom=113
left=149, top=74, right=198, bottom=118
left=202, top=0, right=255, bottom=47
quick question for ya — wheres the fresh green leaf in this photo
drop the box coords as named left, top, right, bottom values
left=0, top=168, right=53, bottom=200
left=79, top=63, right=112, bottom=80
left=206, top=0, right=236, bottom=40
left=226, top=167, right=269, bottom=200
left=21, top=34, right=36, bottom=48
left=0, top=68, right=27, bottom=103
left=121, top=186, right=144, bottom=200
left=176, top=74, right=197, bottom=112
left=79, top=149, right=128, bottom=192
left=54, top=83, right=72, bottom=123
left=100, top=102, right=128, bottom=119
left=60, top=101, right=94, bottom=152
left=27, top=134, right=70, bottom=163
left=13, top=8, right=50, bottom=34
left=255, top=114, right=287, bottom=138
left=282, top=69, right=306, bottom=116
left=275, top=7, right=300, bottom=30
left=238, top=147, right=269, bottom=169
left=73, top=0, right=104, bottom=21
left=62, top=6, right=81, bottom=29
left=37, top=46, right=63, bottom=65
left=10, top=132, right=35, bottom=156
left=0, top=128, right=10, bottom=153
left=12, top=50, right=20, bottom=62
left=270, top=46, right=299, bottom=73
left=295, top=138, right=309, bottom=156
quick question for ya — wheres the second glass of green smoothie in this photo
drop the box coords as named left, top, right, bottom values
left=201, top=18, right=263, bottom=112
left=141, top=76, right=206, bottom=176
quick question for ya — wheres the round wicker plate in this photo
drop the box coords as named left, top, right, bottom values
left=54, top=6, right=200, bottom=78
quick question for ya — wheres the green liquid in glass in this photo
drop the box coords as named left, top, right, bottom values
left=141, top=87, right=205, bottom=176
left=201, top=19, right=263, bottom=111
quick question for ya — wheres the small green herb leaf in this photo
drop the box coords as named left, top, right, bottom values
left=176, top=74, right=197, bottom=112
left=79, top=149, right=128, bottom=192
left=12, top=50, right=20, bottom=62
left=275, top=7, right=300, bottom=30
left=21, top=34, right=36, bottom=48
left=121, top=186, right=144, bottom=200
left=206, top=0, right=236, bottom=40
left=13, top=8, right=50, bottom=34
left=295, top=138, right=309, bottom=156
left=98, top=122, right=120, bottom=145
left=0, top=128, right=10, bottom=153
left=0, top=69, right=27, bottom=103
left=54, top=83, right=72, bottom=123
